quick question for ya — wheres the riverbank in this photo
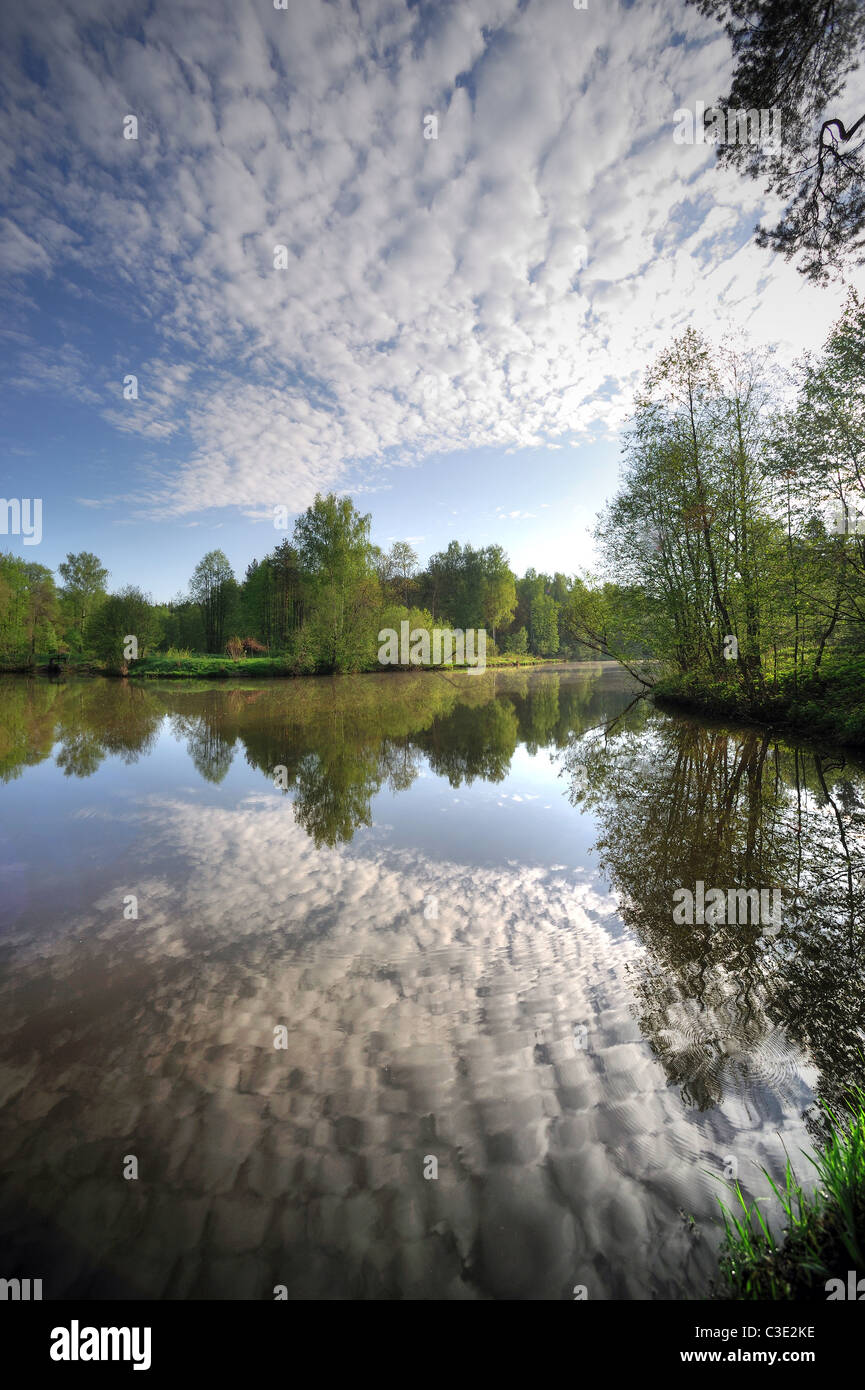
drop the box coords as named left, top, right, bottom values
left=653, top=656, right=865, bottom=750
left=9, top=651, right=557, bottom=680
left=715, top=1091, right=865, bottom=1300
left=131, top=653, right=558, bottom=678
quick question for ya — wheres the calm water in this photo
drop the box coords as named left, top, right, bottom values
left=0, top=665, right=863, bottom=1299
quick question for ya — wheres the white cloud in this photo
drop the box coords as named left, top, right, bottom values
left=0, top=218, right=52, bottom=274
left=1, top=0, right=863, bottom=520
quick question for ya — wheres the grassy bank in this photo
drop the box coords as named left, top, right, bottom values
left=653, top=655, right=865, bottom=749
left=123, top=651, right=552, bottom=679
left=129, top=655, right=292, bottom=679
left=715, top=1091, right=865, bottom=1300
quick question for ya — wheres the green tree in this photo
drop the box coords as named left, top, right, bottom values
left=480, top=544, right=517, bottom=645
left=770, top=289, right=865, bottom=663
left=160, top=594, right=206, bottom=652
left=0, top=554, right=56, bottom=664
left=57, top=551, right=109, bottom=647
left=189, top=550, right=237, bottom=653
left=293, top=494, right=378, bottom=671
left=387, top=541, right=419, bottom=605
left=591, top=328, right=772, bottom=693
left=269, top=540, right=305, bottom=648
left=420, top=541, right=515, bottom=636
left=503, top=626, right=528, bottom=655
left=530, top=592, right=559, bottom=655
left=85, top=586, right=163, bottom=670
left=22, top=563, right=59, bottom=660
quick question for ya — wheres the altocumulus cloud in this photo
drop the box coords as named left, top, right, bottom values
left=1, top=0, right=862, bottom=519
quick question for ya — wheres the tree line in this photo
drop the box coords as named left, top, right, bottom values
left=0, top=493, right=601, bottom=673
left=5, top=291, right=861, bottom=686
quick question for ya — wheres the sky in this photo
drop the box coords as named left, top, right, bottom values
left=1, top=0, right=864, bottom=601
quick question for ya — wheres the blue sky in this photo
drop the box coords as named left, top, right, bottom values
left=2, top=0, right=863, bottom=600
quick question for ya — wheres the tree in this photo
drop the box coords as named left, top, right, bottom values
left=560, top=578, right=660, bottom=684
left=0, top=555, right=60, bottom=664
left=768, top=288, right=865, bottom=662
left=189, top=550, right=237, bottom=653
left=160, top=594, right=206, bottom=652
left=503, top=626, right=528, bottom=655
left=691, top=0, right=865, bottom=282
left=85, top=586, right=163, bottom=670
left=24, top=563, right=58, bottom=658
left=480, top=544, right=517, bottom=645
left=0, top=554, right=28, bottom=661
left=577, top=306, right=865, bottom=696
left=269, top=540, right=305, bottom=647
left=513, top=569, right=560, bottom=654
left=294, top=494, right=373, bottom=582
left=388, top=541, right=419, bottom=605
left=578, top=328, right=781, bottom=690
left=293, top=494, right=378, bottom=671
left=530, top=592, right=559, bottom=655
left=419, top=541, right=515, bottom=634
left=57, top=551, right=109, bottom=643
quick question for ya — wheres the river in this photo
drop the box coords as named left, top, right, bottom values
left=0, top=664, right=862, bottom=1298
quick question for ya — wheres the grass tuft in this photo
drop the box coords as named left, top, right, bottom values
left=715, top=1088, right=865, bottom=1299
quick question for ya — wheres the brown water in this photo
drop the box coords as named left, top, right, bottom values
left=0, top=665, right=862, bottom=1299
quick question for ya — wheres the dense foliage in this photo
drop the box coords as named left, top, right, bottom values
left=563, top=290, right=865, bottom=738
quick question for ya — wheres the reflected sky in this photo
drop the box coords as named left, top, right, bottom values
left=0, top=667, right=862, bottom=1299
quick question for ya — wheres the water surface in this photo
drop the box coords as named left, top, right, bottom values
left=0, top=665, right=862, bottom=1299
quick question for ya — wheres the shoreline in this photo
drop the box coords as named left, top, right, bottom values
left=651, top=661, right=865, bottom=753
left=1, top=654, right=575, bottom=680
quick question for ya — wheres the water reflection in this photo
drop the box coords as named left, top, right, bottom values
left=0, top=670, right=601, bottom=846
left=563, top=711, right=865, bottom=1121
left=0, top=668, right=862, bottom=1299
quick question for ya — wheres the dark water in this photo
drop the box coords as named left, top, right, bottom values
left=0, top=666, right=863, bottom=1299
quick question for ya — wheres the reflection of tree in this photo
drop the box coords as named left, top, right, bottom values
left=171, top=714, right=236, bottom=784
left=416, top=701, right=519, bottom=785
left=0, top=678, right=164, bottom=781
left=293, top=749, right=380, bottom=847
left=0, top=677, right=60, bottom=782
left=55, top=730, right=106, bottom=779
left=51, top=681, right=162, bottom=776
left=379, top=740, right=422, bottom=794
left=563, top=713, right=865, bottom=1119
left=1, top=666, right=622, bottom=852
left=507, top=675, right=589, bottom=753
